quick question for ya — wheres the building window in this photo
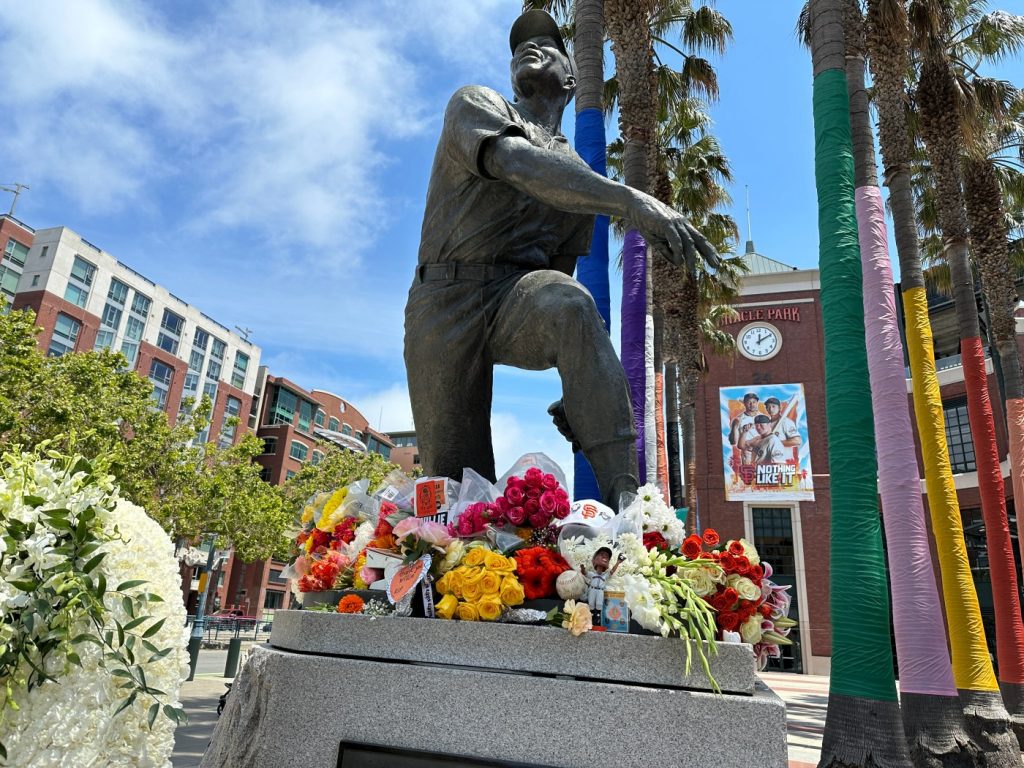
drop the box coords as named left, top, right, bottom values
left=315, top=410, right=325, bottom=427
left=64, top=255, right=96, bottom=308
left=157, top=309, right=184, bottom=354
left=311, top=450, right=323, bottom=465
left=206, top=359, right=222, bottom=381
left=289, top=440, right=308, bottom=462
left=298, top=400, right=314, bottom=433
left=231, top=351, right=249, bottom=389
left=285, top=470, right=296, bottom=480
left=148, top=359, right=175, bottom=410
left=219, top=396, right=242, bottom=448
left=943, top=399, right=976, bottom=474
left=269, top=569, right=286, bottom=583
left=393, top=435, right=418, bottom=448
left=0, top=265, right=21, bottom=302
left=341, top=423, right=352, bottom=436
left=131, top=292, right=151, bottom=316
left=3, top=238, right=29, bottom=267
left=107, top=277, right=129, bottom=304
left=261, top=437, right=277, bottom=455
left=48, top=313, right=81, bottom=357
left=264, top=591, right=284, bottom=610
left=329, top=417, right=340, bottom=432
left=269, top=387, right=297, bottom=426
left=259, top=466, right=272, bottom=482
left=31, top=274, right=39, bottom=287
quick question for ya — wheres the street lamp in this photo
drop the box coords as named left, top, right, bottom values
left=186, top=535, right=227, bottom=681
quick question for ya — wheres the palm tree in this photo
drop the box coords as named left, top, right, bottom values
left=827, top=1, right=981, bottom=762
left=805, top=2, right=914, bottom=765
left=913, top=0, right=1024, bottom=747
left=528, top=0, right=611, bottom=500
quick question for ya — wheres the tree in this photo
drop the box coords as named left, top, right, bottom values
left=804, top=1, right=982, bottom=763
left=528, top=0, right=613, bottom=500
left=914, top=0, right=1024, bottom=746
left=805, top=1, right=914, bottom=765
left=279, top=447, right=397, bottom=522
left=0, top=304, right=291, bottom=563
left=866, top=0, right=1020, bottom=759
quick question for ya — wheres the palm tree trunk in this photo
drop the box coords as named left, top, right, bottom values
left=845, top=3, right=978, bottom=763
left=607, top=0, right=657, bottom=482
left=918, top=46, right=1024, bottom=748
left=808, top=2, right=912, bottom=765
left=963, top=155, right=1024, bottom=606
left=653, top=306, right=668, bottom=493
left=866, top=1, right=1015, bottom=759
left=568, top=0, right=609, bottom=501
left=665, top=361, right=683, bottom=506
left=681, top=394, right=697, bottom=533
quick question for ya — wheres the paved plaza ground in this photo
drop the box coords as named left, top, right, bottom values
left=171, top=648, right=828, bottom=767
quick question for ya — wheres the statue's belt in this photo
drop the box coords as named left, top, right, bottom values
left=415, top=263, right=528, bottom=283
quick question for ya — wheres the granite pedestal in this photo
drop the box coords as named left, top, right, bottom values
left=201, top=610, right=787, bottom=768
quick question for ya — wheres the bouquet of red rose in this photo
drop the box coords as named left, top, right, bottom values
left=679, top=529, right=795, bottom=664
left=512, top=546, right=572, bottom=600
left=451, top=468, right=571, bottom=537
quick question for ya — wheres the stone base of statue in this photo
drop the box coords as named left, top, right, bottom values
left=200, top=611, right=787, bottom=768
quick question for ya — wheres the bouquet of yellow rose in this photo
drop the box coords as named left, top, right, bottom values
left=433, top=545, right=525, bottom=622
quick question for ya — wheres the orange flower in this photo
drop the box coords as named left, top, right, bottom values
left=337, top=594, right=365, bottom=614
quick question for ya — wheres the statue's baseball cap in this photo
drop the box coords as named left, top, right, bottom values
left=510, top=9, right=569, bottom=59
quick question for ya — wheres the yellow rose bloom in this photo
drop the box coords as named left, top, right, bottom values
left=483, top=551, right=515, bottom=572
left=460, top=566, right=485, bottom=586
left=456, top=601, right=479, bottom=621
left=352, top=554, right=368, bottom=589
left=463, top=548, right=487, bottom=567
left=300, top=505, right=315, bottom=524
left=436, top=594, right=458, bottom=620
left=477, top=598, right=503, bottom=621
left=480, top=571, right=502, bottom=596
left=499, top=575, right=525, bottom=607
left=462, top=578, right=484, bottom=602
left=435, top=572, right=451, bottom=595
left=446, top=571, right=464, bottom=598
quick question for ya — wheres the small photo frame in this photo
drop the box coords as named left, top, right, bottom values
left=602, top=591, right=629, bottom=633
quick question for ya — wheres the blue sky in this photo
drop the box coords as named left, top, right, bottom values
left=1, top=1, right=1016, bottom=487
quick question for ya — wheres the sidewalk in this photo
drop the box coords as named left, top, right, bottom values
left=173, top=666, right=828, bottom=767
left=171, top=674, right=232, bottom=768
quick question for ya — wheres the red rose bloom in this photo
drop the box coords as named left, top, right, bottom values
left=681, top=535, right=703, bottom=559
left=702, top=528, right=720, bottom=547
left=721, top=587, right=739, bottom=607
left=524, top=498, right=540, bottom=515
left=728, top=540, right=745, bottom=556
left=719, top=553, right=736, bottom=572
left=750, top=564, right=764, bottom=581
left=643, top=532, right=669, bottom=551
left=733, top=555, right=751, bottom=575
left=541, top=474, right=559, bottom=491
left=505, top=486, right=526, bottom=506
left=524, top=467, right=544, bottom=487
left=310, top=528, right=331, bottom=551
left=760, top=603, right=773, bottom=618
left=717, top=612, right=740, bottom=632
left=738, top=602, right=755, bottom=621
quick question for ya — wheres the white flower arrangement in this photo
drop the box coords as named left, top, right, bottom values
left=622, top=483, right=685, bottom=548
left=0, top=449, right=189, bottom=767
left=558, top=532, right=647, bottom=592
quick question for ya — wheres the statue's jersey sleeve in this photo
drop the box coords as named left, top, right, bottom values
left=442, top=86, right=527, bottom=179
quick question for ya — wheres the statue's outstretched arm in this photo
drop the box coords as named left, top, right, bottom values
left=481, top=135, right=720, bottom=273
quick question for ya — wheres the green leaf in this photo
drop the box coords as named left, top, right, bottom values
left=22, top=495, right=46, bottom=508
left=117, top=580, right=147, bottom=592
left=122, top=617, right=147, bottom=632
left=148, top=702, right=159, bottom=729
left=113, top=691, right=137, bottom=716
left=122, top=596, right=135, bottom=619
left=71, top=457, right=93, bottom=476
left=67, top=651, right=82, bottom=667
left=0, top=739, right=7, bottom=760
left=141, top=618, right=165, bottom=639
left=9, top=579, right=37, bottom=592
left=96, top=573, right=107, bottom=598
left=82, top=552, right=106, bottom=573
left=147, top=648, right=173, bottom=663
left=71, top=633, right=102, bottom=646
left=110, top=669, right=134, bottom=679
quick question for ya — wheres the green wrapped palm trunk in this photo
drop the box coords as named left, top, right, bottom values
left=808, top=3, right=911, bottom=767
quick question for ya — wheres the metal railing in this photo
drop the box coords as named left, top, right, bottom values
left=184, top=615, right=273, bottom=643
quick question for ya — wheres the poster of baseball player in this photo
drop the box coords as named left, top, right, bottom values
left=720, top=384, right=814, bottom=501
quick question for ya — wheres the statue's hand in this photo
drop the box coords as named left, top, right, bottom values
left=547, top=400, right=580, bottom=453
left=630, top=194, right=721, bottom=276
